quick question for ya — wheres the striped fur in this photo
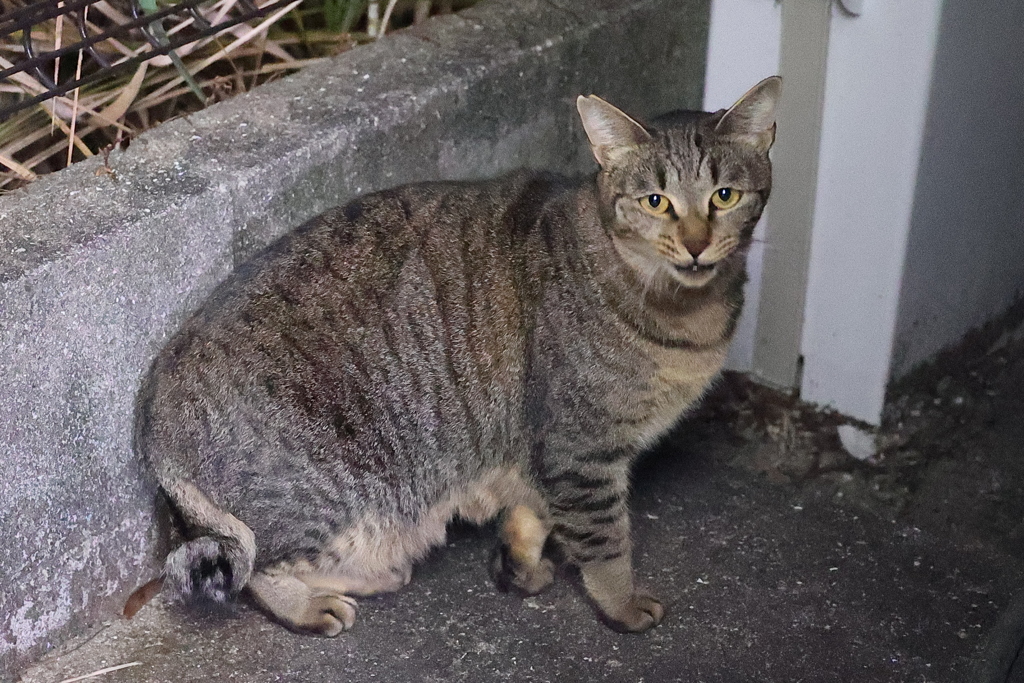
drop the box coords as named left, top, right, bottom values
left=134, top=78, right=780, bottom=635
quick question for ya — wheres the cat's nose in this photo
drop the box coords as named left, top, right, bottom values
left=683, top=235, right=710, bottom=258
left=680, top=215, right=710, bottom=259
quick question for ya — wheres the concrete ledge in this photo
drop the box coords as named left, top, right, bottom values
left=0, top=0, right=709, bottom=675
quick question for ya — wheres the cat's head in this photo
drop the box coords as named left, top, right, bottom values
left=577, top=77, right=781, bottom=291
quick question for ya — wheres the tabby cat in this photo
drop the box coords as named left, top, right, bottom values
left=134, top=76, right=781, bottom=635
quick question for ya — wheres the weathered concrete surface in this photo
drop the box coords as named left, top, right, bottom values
left=16, top=417, right=1023, bottom=683
left=0, top=0, right=710, bottom=676
left=20, top=324, right=1024, bottom=681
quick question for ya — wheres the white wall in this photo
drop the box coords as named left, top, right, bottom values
left=890, top=0, right=1024, bottom=377
left=704, top=0, right=945, bottom=424
left=703, top=0, right=782, bottom=372
left=706, top=0, right=1021, bottom=426
left=798, top=0, right=943, bottom=424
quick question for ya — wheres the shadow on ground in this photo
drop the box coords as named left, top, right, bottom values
left=19, top=331, right=1024, bottom=683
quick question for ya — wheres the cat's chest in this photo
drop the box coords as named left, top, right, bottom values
left=629, top=344, right=728, bottom=447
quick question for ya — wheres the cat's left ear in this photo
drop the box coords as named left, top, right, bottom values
left=715, top=76, right=782, bottom=153
left=577, top=95, right=652, bottom=168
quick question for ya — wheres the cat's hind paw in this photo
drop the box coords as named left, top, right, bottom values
left=303, top=592, right=357, bottom=637
left=247, top=571, right=358, bottom=637
left=490, top=545, right=555, bottom=596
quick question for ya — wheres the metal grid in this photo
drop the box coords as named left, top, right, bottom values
left=0, top=0, right=297, bottom=121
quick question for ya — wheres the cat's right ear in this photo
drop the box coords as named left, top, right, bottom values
left=577, top=95, right=652, bottom=168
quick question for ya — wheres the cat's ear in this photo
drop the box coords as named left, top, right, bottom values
left=715, top=76, right=782, bottom=152
left=576, top=95, right=652, bottom=167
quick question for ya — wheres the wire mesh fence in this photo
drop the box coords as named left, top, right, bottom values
left=1, top=0, right=302, bottom=121
left=0, top=0, right=462, bottom=188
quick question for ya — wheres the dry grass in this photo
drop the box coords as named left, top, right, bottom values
left=0, top=0, right=470, bottom=190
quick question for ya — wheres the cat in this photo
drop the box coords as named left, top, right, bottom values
left=132, top=76, right=781, bottom=635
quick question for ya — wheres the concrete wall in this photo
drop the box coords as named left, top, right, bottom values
left=891, top=0, right=1024, bottom=378
left=0, top=0, right=710, bottom=675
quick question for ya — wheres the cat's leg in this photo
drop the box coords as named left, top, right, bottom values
left=491, top=504, right=555, bottom=595
left=547, top=470, right=664, bottom=633
left=299, top=566, right=412, bottom=597
left=578, top=550, right=663, bottom=634
left=247, top=560, right=416, bottom=635
left=247, top=569, right=357, bottom=637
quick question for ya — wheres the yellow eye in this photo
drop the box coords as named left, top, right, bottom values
left=641, top=193, right=671, bottom=216
left=710, top=188, right=742, bottom=211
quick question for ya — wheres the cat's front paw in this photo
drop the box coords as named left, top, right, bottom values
left=602, top=592, right=664, bottom=633
left=490, top=545, right=555, bottom=596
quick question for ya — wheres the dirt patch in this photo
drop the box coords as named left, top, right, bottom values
left=693, top=308, right=1024, bottom=559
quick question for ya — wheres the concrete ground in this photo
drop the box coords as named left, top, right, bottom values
left=18, top=329, right=1024, bottom=683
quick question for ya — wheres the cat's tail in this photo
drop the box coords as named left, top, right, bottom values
left=158, top=478, right=257, bottom=604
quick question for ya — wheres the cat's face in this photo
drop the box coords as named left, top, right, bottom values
left=578, top=78, right=780, bottom=291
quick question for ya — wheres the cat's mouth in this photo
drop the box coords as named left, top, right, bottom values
left=673, top=262, right=716, bottom=275
left=667, top=260, right=719, bottom=288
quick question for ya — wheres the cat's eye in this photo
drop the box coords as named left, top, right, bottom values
left=641, top=194, right=671, bottom=216
left=710, top=188, right=742, bottom=211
